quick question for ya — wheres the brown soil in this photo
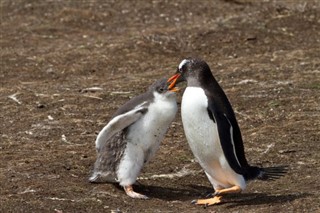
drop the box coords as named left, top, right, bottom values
left=1, top=0, right=319, bottom=212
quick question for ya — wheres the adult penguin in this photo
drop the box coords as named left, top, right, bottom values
left=168, top=58, right=287, bottom=206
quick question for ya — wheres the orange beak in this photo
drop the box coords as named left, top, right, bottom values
left=169, top=86, right=179, bottom=92
left=167, top=73, right=181, bottom=91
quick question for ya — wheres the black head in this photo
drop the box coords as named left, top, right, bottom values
left=149, top=78, right=179, bottom=95
left=168, top=58, right=214, bottom=88
left=112, top=78, right=177, bottom=117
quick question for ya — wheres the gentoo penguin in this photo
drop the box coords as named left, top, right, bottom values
left=168, top=58, right=287, bottom=206
left=89, top=78, right=178, bottom=199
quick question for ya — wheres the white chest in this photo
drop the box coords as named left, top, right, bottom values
left=142, top=95, right=177, bottom=134
left=181, top=87, right=221, bottom=161
left=127, top=94, right=177, bottom=155
left=181, top=87, right=246, bottom=189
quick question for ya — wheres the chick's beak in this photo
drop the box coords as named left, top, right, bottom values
left=167, top=73, right=181, bottom=91
left=169, top=86, right=179, bottom=92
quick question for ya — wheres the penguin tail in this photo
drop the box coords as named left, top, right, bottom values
left=257, top=165, right=288, bottom=181
left=89, top=173, right=101, bottom=183
left=89, top=171, right=118, bottom=183
left=245, top=165, right=288, bottom=181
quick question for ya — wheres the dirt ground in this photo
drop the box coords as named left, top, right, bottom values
left=1, top=0, right=320, bottom=212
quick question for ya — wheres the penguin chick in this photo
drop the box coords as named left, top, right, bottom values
left=89, top=78, right=178, bottom=199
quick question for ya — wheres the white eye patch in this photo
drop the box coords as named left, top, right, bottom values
left=178, top=59, right=189, bottom=70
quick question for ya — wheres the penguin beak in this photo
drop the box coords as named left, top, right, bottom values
left=167, top=73, right=181, bottom=91
left=169, top=86, right=179, bottom=92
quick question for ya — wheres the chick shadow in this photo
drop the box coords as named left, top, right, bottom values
left=121, top=183, right=309, bottom=207
left=113, top=182, right=211, bottom=201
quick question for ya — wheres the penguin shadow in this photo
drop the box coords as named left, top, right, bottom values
left=115, top=183, right=309, bottom=206
left=222, top=192, right=310, bottom=208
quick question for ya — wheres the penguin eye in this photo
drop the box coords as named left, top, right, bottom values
left=177, top=67, right=183, bottom=74
left=158, top=88, right=164, bottom=93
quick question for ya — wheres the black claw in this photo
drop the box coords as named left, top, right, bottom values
left=191, top=200, right=197, bottom=205
left=205, top=193, right=213, bottom=198
left=212, top=191, right=219, bottom=197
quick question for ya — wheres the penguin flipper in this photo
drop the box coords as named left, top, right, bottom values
left=95, top=106, right=148, bottom=151
left=207, top=104, right=247, bottom=175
